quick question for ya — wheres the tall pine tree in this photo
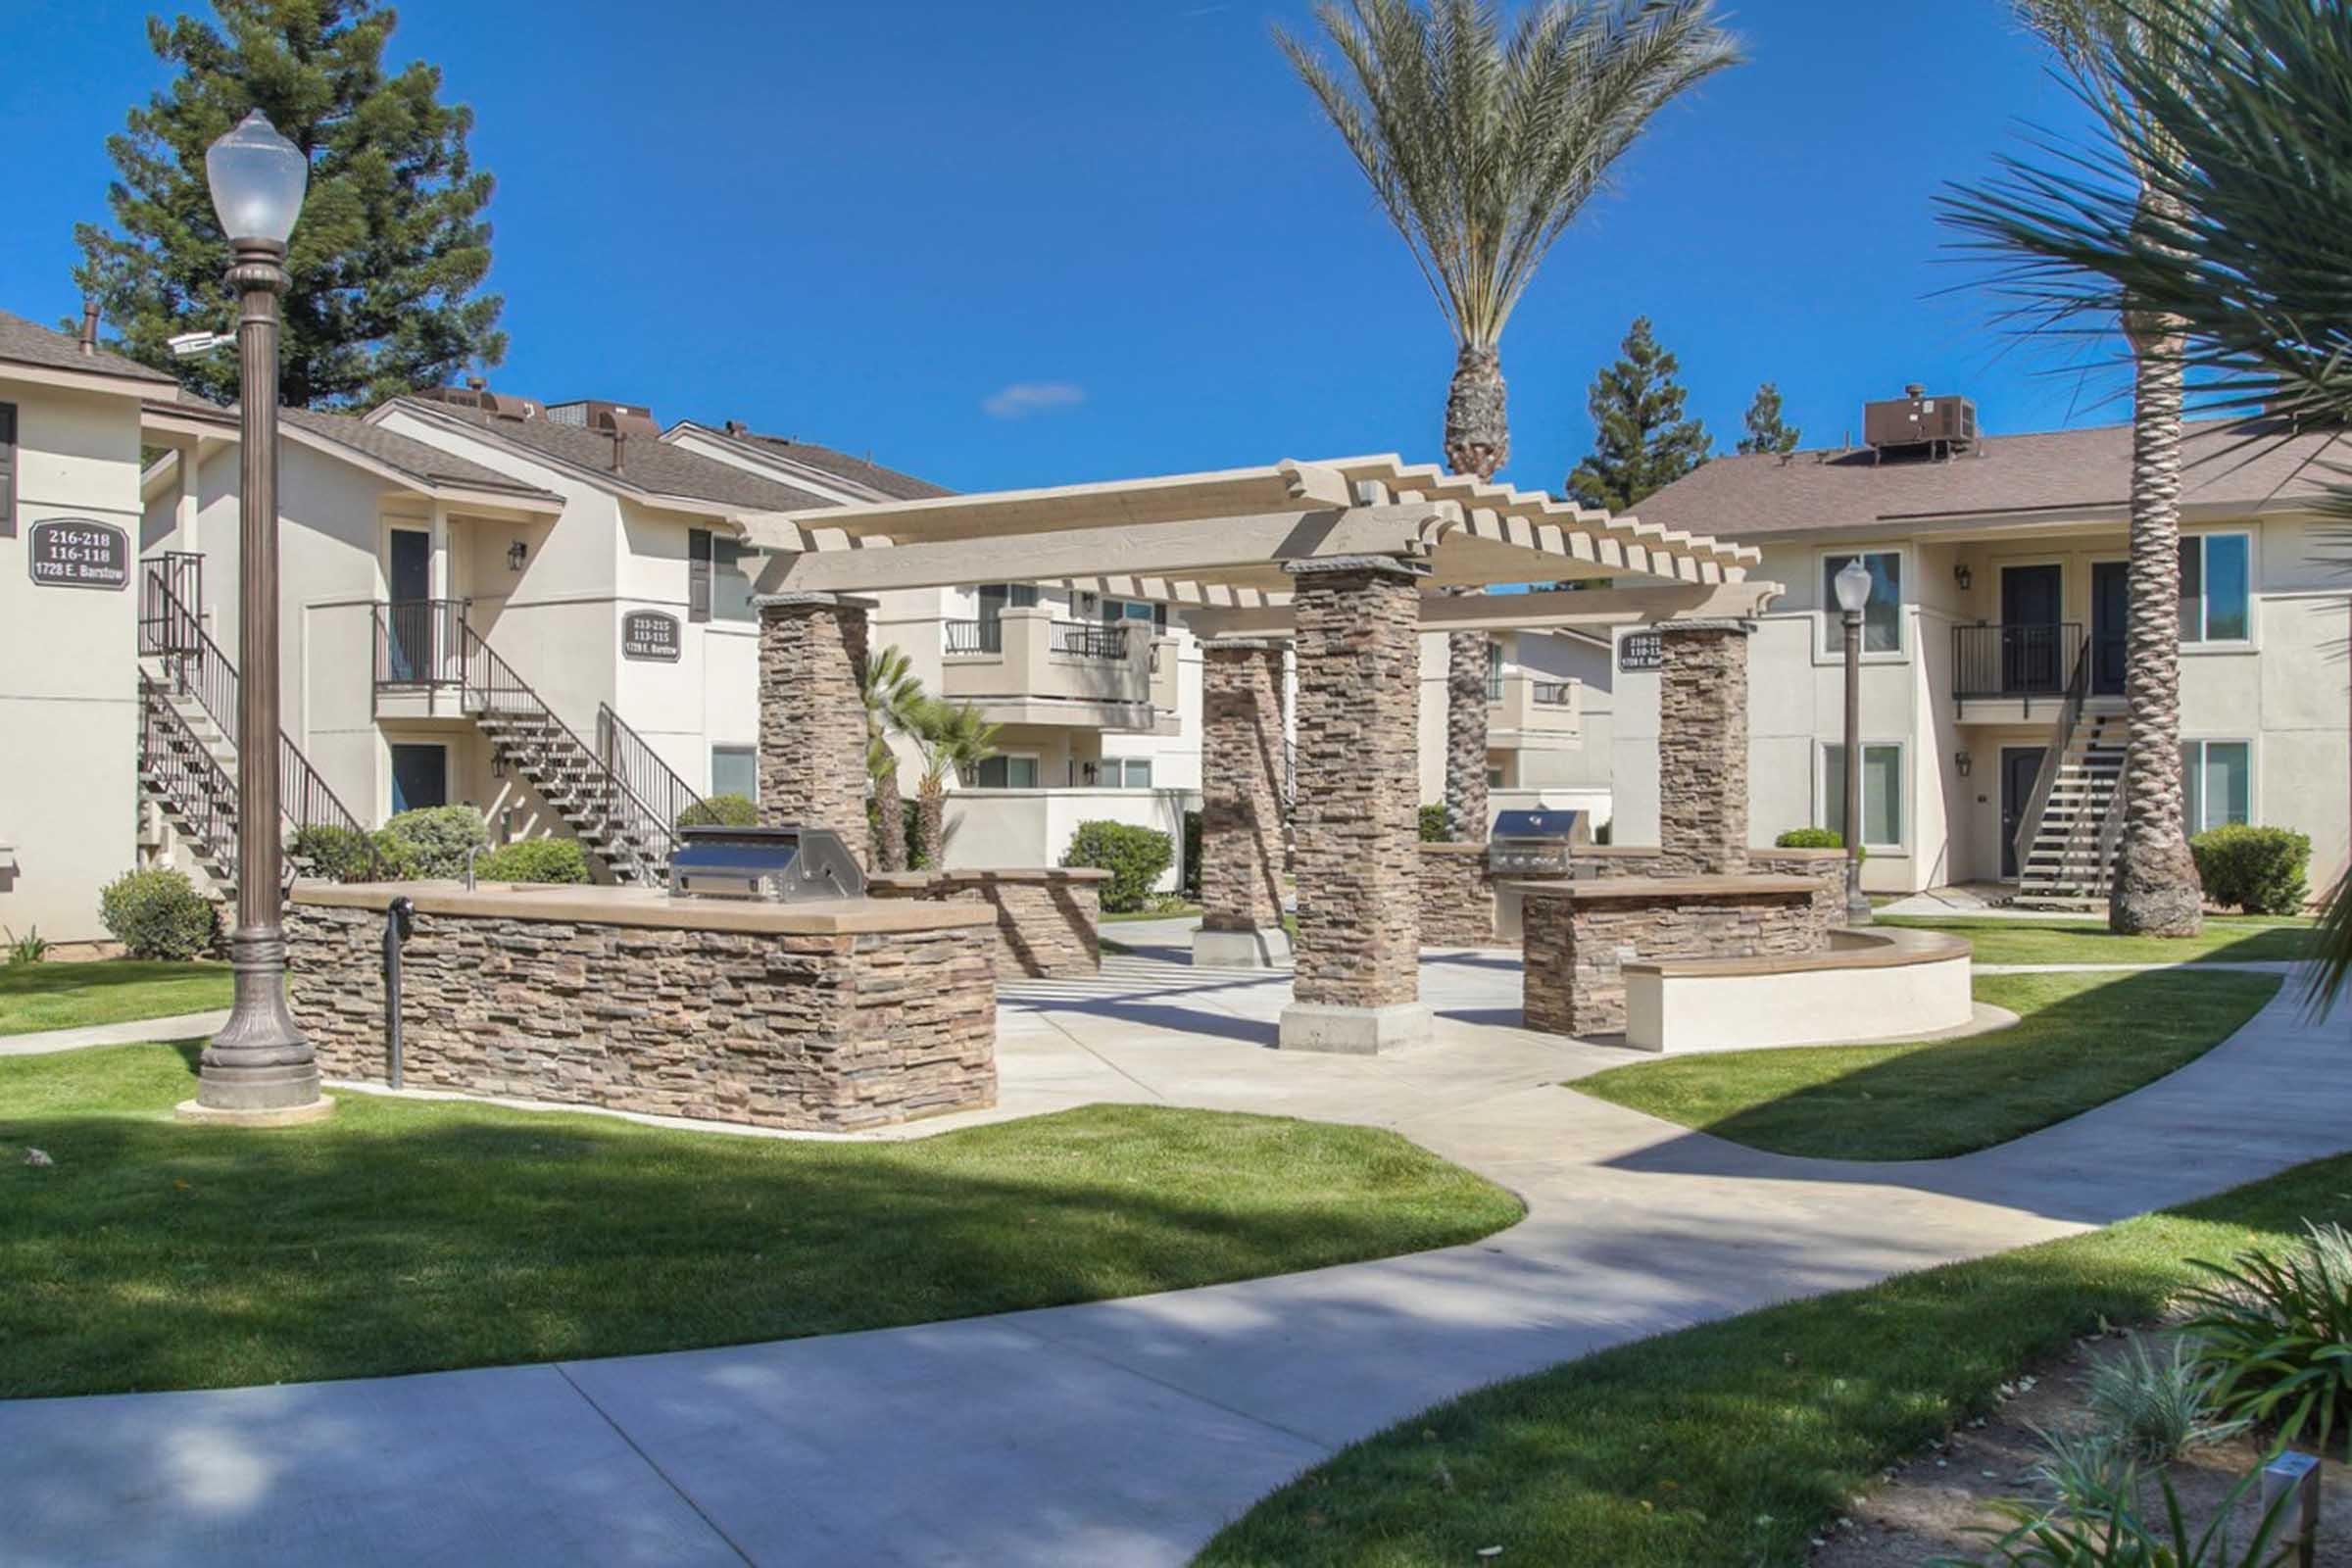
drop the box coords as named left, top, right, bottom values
left=1736, top=380, right=1800, bottom=455
left=73, top=0, right=505, bottom=409
left=1564, top=317, right=1710, bottom=511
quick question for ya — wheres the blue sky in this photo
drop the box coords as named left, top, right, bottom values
left=1, top=1, right=2116, bottom=495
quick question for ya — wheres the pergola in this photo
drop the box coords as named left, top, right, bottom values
left=740, top=456, right=1779, bottom=1054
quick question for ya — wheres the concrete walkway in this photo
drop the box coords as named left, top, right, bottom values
left=0, top=1009, right=226, bottom=1056
left=3, top=945, right=2340, bottom=1567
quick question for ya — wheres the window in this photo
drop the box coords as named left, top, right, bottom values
left=1822, top=742, right=1904, bottom=848
left=977, top=583, right=1040, bottom=620
left=710, top=745, right=758, bottom=802
left=2180, top=533, right=2251, bottom=643
left=1819, top=551, right=1903, bottom=654
left=2181, top=741, right=2251, bottom=833
left=0, top=401, right=16, bottom=538
left=973, top=755, right=1040, bottom=789
left=711, top=535, right=756, bottom=622
left=1112, top=759, right=1152, bottom=789
left=390, top=744, right=449, bottom=814
left=1486, top=639, right=1504, bottom=701
left=1097, top=597, right=1167, bottom=631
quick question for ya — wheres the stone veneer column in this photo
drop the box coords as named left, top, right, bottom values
left=1193, top=639, right=1293, bottom=968
left=1655, top=618, right=1754, bottom=877
left=755, top=591, right=873, bottom=863
left=1278, top=555, right=1432, bottom=1053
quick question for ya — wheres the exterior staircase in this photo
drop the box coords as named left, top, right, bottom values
left=2011, top=644, right=2127, bottom=900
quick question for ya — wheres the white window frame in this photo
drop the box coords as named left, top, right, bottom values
left=710, top=743, right=759, bottom=802
left=973, top=752, right=1042, bottom=789
left=2180, top=737, right=2255, bottom=834
left=1816, top=737, right=1907, bottom=852
left=1814, top=546, right=1909, bottom=661
left=2179, top=530, right=2254, bottom=648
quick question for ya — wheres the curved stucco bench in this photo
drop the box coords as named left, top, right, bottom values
left=1622, top=926, right=1973, bottom=1054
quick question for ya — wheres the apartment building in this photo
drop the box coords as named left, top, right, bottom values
left=1614, top=388, right=2352, bottom=897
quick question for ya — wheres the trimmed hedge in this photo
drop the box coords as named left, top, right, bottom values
left=289, top=823, right=413, bottom=883
left=1061, top=820, right=1174, bottom=913
left=2192, top=824, right=2311, bottom=915
left=384, top=806, right=489, bottom=879
left=678, top=793, right=760, bottom=829
left=98, top=867, right=219, bottom=961
left=1777, top=826, right=1866, bottom=864
left=475, top=838, right=591, bottom=886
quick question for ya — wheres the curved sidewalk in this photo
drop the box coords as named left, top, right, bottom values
left=2, top=956, right=2338, bottom=1567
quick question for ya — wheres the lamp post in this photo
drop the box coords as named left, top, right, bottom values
left=1834, top=557, right=1875, bottom=928
left=182, top=110, right=332, bottom=1124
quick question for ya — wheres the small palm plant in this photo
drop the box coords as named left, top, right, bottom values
left=908, top=699, right=1002, bottom=870
left=2182, top=1221, right=2352, bottom=1453
left=860, top=644, right=926, bottom=872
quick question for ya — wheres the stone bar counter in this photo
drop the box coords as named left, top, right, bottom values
left=866, top=866, right=1108, bottom=979
left=285, top=881, right=999, bottom=1132
left=1513, top=873, right=1833, bottom=1039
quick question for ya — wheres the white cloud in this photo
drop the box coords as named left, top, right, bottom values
left=982, top=381, right=1087, bottom=420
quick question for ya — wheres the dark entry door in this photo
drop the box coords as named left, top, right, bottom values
left=2091, top=561, right=2128, bottom=696
left=387, top=529, right=432, bottom=679
left=2000, top=746, right=2047, bottom=881
left=2000, top=564, right=2064, bottom=694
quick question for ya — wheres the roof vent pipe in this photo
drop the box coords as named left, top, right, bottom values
left=77, top=300, right=98, bottom=356
left=612, top=429, right=626, bottom=474
left=724, top=419, right=747, bottom=437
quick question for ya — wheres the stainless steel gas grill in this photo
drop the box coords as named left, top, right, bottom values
left=1486, top=809, right=1586, bottom=877
left=668, top=824, right=866, bottom=902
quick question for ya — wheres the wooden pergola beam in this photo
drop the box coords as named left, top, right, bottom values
left=1178, top=580, right=1784, bottom=639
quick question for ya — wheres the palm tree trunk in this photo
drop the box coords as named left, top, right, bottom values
left=915, top=779, right=946, bottom=871
left=874, top=762, right=906, bottom=872
left=1441, top=342, right=1506, bottom=842
left=2109, top=303, right=2204, bottom=937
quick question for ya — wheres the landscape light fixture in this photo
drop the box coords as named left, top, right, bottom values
left=1833, top=557, right=1874, bottom=927
left=508, top=539, right=527, bottom=572
left=1955, top=750, right=1973, bottom=779
left=185, top=108, right=331, bottom=1124
left=1953, top=561, right=1973, bottom=592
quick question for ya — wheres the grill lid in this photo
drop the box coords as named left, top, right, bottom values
left=670, top=823, right=865, bottom=901
left=1491, top=808, right=1583, bottom=841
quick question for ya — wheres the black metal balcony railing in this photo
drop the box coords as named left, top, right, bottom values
left=1953, top=621, right=2086, bottom=703
left=944, top=618, right=1003, bottom=656
left=373, top=599, right=470, bottom=686
left=1052, top=619, right=1128, bottom=661
left=1531, top=681, right=1574, bottom=707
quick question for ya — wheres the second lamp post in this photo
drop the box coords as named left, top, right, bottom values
left=1833, top=556, right=1875, bottom=927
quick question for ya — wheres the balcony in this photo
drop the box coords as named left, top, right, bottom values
left=1487, top=672, right=1580, bottom=750
left=1951, top=622, right=2119, bottom=721
left=371, top=598, right=473, bottom=719
left=940, top=607, right=1155, bottom=730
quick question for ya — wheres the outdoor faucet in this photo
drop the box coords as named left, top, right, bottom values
left=465, top=843, right=484, bottom=891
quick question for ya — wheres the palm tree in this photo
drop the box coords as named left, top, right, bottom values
left=1966, top=0, right=2214, bottom=937
left=908, top=699, right=1003, bottom=870
left=1278, top=0, right=1740, bottom=842
left=1941, top=0, right=2352, bottom=1007
left=860, top=644, right=926, bottom=871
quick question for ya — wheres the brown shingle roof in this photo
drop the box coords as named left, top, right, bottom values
left=388, top=400, right=835, bottom=512
left=278, top=408, right=563, bottom=500
left=1631, top=418, right=2352, bottom=538
left=0, top=309, right=178, bottom=386
left=729, top=430, right=954, bottom=501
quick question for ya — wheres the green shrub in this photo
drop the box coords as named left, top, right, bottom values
left=383, top=806, right=489, bottom=879
left=677, top=793, right=760, bottom=829
left=97, top=867, right=219, bottom=960
left=289, top=823, right=413, bottom=883
left=2082, top=1335, right=2246, bottom=1463
left=1061, top=820, right=1174, bottom=913
left=2191, top=824, right=2311, bottom=915
left=1182, top=808, right=1202, bottom=900
left=475, top=838, right=591, bottom=885
left=2182, top=1220, right=2352, bottom=1452
left=1419, top=805, right=1448, bottom=843
left=1777, top=826, right=1866, bottom=864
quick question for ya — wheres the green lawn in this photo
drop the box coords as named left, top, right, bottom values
left=1574, top=968, right=2279, bottom=1160
left=0, top=1041, right=1522, bottom=1399
left=0, top=959, right=231, bottom=1038
left=1198, top=1149, right=2352, bottom=1568
left=1876, top=913, right=2314, bottom=967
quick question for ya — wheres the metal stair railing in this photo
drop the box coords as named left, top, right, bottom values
left=597, top=703, right=703, bottom=858
left=2011, top=642, right=2093, bottom=881
left=137, top=674, right=239, bottom=877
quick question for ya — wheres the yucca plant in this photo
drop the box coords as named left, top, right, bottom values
left=1940, top=0, right=2352, bottom=999
left=1935, top=1425, right=2293, bottom=1567
left=2084, top=1334, right=2248, bottom=1463
left=2181, top=1222, right=2352, bottom=1454
left=1277, top=0, right=1739, bottom=845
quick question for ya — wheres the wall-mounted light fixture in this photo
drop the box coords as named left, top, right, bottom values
left=1953, top=562, right=1973, bottom=592
left=507, top=539, right=527, bottom=572
left=1955, top=750, right=1974, bottom=778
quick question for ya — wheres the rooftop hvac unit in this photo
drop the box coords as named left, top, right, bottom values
left=1863, top=384, right=1977, bottom=457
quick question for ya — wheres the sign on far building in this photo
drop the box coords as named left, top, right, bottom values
left=621, top=609, right=682, bottom=662
left=26, top=519, right=129, bottom=591
left=1617, top=629, right=1663, bottom=673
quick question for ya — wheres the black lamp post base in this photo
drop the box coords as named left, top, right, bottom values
left=189, top=927, right=330, bottom=1119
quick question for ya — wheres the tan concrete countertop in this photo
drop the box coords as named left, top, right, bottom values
left=291, top=881, right=998, bottom=936
left=1576, top=844, right=1849, bottom=862
left=867, top=866, right=1112, bottom=889
left=1503, top=874, right=1822, bottom=901
left=1624, top=925, right=1971, bottom=978
left=1416, top=843, right=1490, bottom=858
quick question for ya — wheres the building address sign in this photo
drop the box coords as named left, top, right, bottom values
left=1617, top=630, right=1663, bottom=672
left=26, top=519, right=129, bottom=591
left=621, top=609, right=682, bottom=662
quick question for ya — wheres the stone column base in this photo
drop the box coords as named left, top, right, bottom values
left=174, top=1096, right=337, bottom=1128
left=1277, top=1002, right=1433, bottom=1054
left=1193, top=925, right=1294, bottom=969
